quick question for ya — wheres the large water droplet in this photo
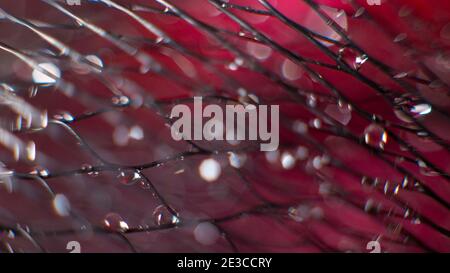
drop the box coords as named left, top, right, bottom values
left=364, top=124, right=388, bottom=149
left=103, top=212, right=129, bottom=232
left=153, top=205, right=179, bottom=226
left=32, top=63, right=61, bottom=85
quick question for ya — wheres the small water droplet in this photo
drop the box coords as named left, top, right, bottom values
left=54, top=111, right=74, bottom=123
left=338, top=47, right=368, bottom=70
left=364, top=124, right=388, bottom=149
left=416, top=160, right=440, bottom=177
left=111, top=95, right=130, bottom=107
left=103, top=212, right=129, bottom=232
left=393, top=72, right=408, bottom=79
left=117, top=170, right=142, bottom=186
left=353, top=7, right=365, bottom=18
left=310, top=118, right=322, bottom=129
left=281, top=152, right=296, bottom=169
left=394, top=33, right=408, bottom=43
left=295, top=146, right=309, bottom=160
left=31, top=167, right=50, bottom=178
left=228, top=152, right=246, bottom=168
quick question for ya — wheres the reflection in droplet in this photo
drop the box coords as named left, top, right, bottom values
left=103, top=212, right=129, bottom=232
left=129, top=125, right=144, bottom=140
left=153, top=205, right=180, bottom=226
left=193, top=222, right=220, bottom=246
left=199, top=158, right=221, bottom=182
left=53, top=194, right=71, bottom=217
left=364, top=124, right=388, bottom=149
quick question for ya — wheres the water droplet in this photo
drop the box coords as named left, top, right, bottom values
left=117, top=170, right=142, bottom=186
left=364, top=124, right=388, bottom=149
left=32, top=63, right=61, bottom=85
left=31, top=167, right=50, bottom=178
left=153, top=205, right=179, bottom=226
left=338, top=47, right=368, bottom=70
left=103, top=212, right=129, bottom=232
left=310, top=118, right=322, bottom=129
left=199, top=158, right=221, bottom=182
left=354, top=7, right=365, bottom=18
left=265, top=150, right=279, bottom=164
left=246, top=42, right=272, bottom=61
left=401, top=176, right=409, bottom=188
left=416, top=160, right=440, bottom=177
left=281, top=152, right=296, bottom=169
left=74, top=54, right=104, bottom=74
left=288, top=205, right=323, bottom=222
left=193, top=222, right=220, bottom=246
left=228, top=152, right=246, bottom=168
left=393, top=72, right=408, bottom=79
left=54, top=111, right=74, bottom=123
left=394, top=95, right=432, bottom=122
left=53, top=194, right=71, bottom=217
left=394, top=33, right=408, bottom=43
left=292, top=121, right=308, bottom=134
left=324, top=103, right=352, bottom=125
left=282, top=59, right=303, bottom=81
left=295, top=146, right=309, bottom=160
left=26, top=141, right=36, bottom=161
left=307, top=94, right=317, bottom=107
left=111, top=95, right=130, bottom=107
